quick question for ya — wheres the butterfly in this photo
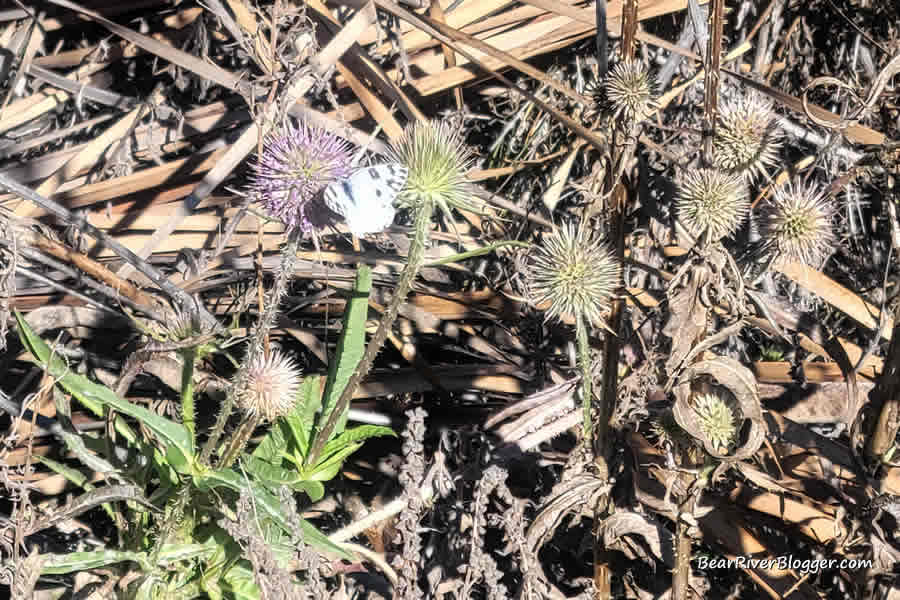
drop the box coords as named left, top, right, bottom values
left=323, top=163, right=408, bottom=236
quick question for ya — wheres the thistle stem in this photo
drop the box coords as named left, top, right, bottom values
left=306, top=199, right=433, bottom=467
left=575, top=312, right=592, bottom=440
left=180, top=348, right=196, bottom=441
left=199, top=234, right=301, bottom=466
left=219, top=414, right=262, bottom=469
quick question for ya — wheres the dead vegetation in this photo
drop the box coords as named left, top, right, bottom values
left=1, top=0, right=900, bottom=598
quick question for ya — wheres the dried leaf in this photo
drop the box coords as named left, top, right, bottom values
left=12, top=548, right=44, bottom=600
left=663, top=267, right=708, bottom=376
left=673, top=356, right=766, bottom=460
left=526, top=472, right=610, bottom=552
left=598, top=511, right=675, bottom=567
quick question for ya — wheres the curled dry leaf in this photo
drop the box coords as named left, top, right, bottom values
left=597, top=511, right=675, bottom=568
left=672, top=356, right=766, bottom=460
left=526, top=472, right=611, bottom=553
left=662, top=265, right=709, bottom=377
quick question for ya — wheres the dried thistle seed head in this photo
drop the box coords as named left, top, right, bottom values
left=713, top=92, right=781, bottom=179
left=762, top=180, right=837, bottom=267
left=676, top=168, right=749, bottom=242
left=234, top=350, right=302, bottom=421
left=602, top=60, right=657, bottom=128
left=388, top=119, right=476, bottom=217
left=251, top=120, right=352, bottom=231
left=523, top=222, right=621, bottom=326
left=691, top=392, right=739, bottom=455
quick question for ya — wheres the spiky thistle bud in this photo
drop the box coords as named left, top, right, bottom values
left=676, top=168, right=749, bottom=242
left=590, top=60, right=657, bottom=129
left=164, top=311, right=222, bottom=358
left=251, top=120, right=352, bottom=231
left=234, top=350, right=302, bottom=421
left=761, top=179, right=837, bottom=267
left=713, top=92, right=781, bottom=180
left=523, top=222, right=620, bottom=326
left=691, top=392, right=739, bottom=456
left=388, top=120, right=475, bottom=217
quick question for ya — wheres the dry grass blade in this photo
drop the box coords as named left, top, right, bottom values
left=776, top=261, right=893, bottom=340
left=379, top=2, right=606, bottom=152
left=46, top=0, right=245, bottom=92
left=418, top=12, right=589, bottom=106
left=19, top=103, right=145, bottom=217
left=0, top=173, right=215, bottom=326
left=307, top=0, right=413, bottom=137
left=9, top=225, right=164, bottom=312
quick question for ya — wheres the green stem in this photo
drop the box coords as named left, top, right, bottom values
left=424, top=240, right=530, bottom=267
left=576, top=312, right=592, bottom=440
left=180, top=348, right=196, bottom=442
left=199, top=234, right=301, bottom=466
left=306, top=199, right=433, bottom=467
left=219, top=414, right=262, bottom=469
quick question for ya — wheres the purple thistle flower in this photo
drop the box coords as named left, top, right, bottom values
left=251, top=121, right=352, bottom=231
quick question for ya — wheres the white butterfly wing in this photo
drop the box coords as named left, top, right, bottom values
left=324, top=163, right=408, bottom=235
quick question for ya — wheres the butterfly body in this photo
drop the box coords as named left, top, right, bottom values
left=324, top=163, right=408, bottom=236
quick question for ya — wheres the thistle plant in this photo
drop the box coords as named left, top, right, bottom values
left=712, top=92, right=781, bottom=180
left=203, top=120, right=351, bottom=466
left=12, top=284, right=383, bottom=596
left=676, top=168, right=748, bottom=244
left=522, top=222, right=620, bottom=439
left=761, top=179, right=837, bottom=268
left=306, top=120, right=473, bottom=467
left=233, top=350, right=302, bottom=421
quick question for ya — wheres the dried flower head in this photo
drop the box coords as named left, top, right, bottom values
left=713, top=92, right=781, bottom=179
left=165, top=311, right=216, bottom=340
left=762, top=180, right=837, bottom=267
left=251, top=120, right=352, bottom=231
left=676, top=168, right=749, bottom=242
left=234, top=350, right=302, bottom=421
left=523, top=222, right=620, bottom=326
left=164, top=311, right=222, bottom=357
left=388, top=119, right=475, bottom=216
left=691, top=392, right=739, bottom=455
left=601, top=60, right=657, bottom=128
